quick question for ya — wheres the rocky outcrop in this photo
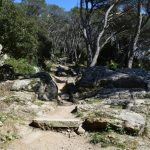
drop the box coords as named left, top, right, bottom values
left=76, top=66, right=150, bottom=99
left=81, top=108, right=146, bottom=135
left=74, top=97, right=149, bottom=136
left=11, top=72, right=58, bottom=101
left=77, top=66, right=149, bottom=89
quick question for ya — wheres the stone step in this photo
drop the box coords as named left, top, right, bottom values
left=30, top=118, right=81, bottom=130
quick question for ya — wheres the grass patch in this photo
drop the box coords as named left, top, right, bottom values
left=0, top=131, right=19, bottom=144
left=90, top=132, right=125, bottom=149
left=0, top=113, right=22, bottom=148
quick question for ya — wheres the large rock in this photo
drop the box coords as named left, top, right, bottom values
left=119, top=110, right=145, bottom=134
left=78, top=66, right=147, bottom=89
left=82, top=109, right=146, bottom=135
left=11, top=79, right=39, bottom=91
left=76, top=66, right=150, bottom=99
left=11, top=72, right=58, bottom=101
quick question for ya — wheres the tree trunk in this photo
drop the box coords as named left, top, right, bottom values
left=80, top=0, right=93, bottom=66
left=128, top=56, right=134, bottom=68
left=127, top=0, right=143, bottom=68
left=80, top=0, right=119, bottom=67
left=90, top=4, right=115, bottom=67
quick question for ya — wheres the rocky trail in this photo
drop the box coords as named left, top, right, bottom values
left=6, top=101, right=150, bottom=150
left=7, top=105, right=101, bottom=150
left=1, top=66, right=150, bottom=149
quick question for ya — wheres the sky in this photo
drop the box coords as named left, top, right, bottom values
left=15, top=0, right=79, bottom=11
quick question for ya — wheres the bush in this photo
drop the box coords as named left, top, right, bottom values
left=5, top=58, right=36, bottom=75
left=107, top=60, right=119, bottom=70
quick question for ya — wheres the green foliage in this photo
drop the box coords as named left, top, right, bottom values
left=105, top=124, right=112, bottom=133
left=5, top=58, right=36, bottom=74
left=90, top=132, right=103, bottom=145
left=0, top=0, right=149, bottom=67
left=0, top=1, right=85, bottom=66
left=107, top=60, right=119, bottom=70
left=0, top=0, right=38, bottom=61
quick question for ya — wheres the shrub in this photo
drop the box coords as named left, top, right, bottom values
left=5, top=58, right=36, bottom=75
left=107, top=60, right=119, bottom=70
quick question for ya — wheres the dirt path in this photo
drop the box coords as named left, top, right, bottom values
left=7, top=105, right=104, bottom=150
left=40, top=105, right=76, bottom=119
left=8, top=129, right=102, bottom=150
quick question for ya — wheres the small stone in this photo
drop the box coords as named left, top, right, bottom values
left=67, top=129, right=71, bottom=132
left=77, top=125, right=85, bottom=135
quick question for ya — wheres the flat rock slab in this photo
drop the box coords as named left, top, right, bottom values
left=30, top=118, right=81, bottom=130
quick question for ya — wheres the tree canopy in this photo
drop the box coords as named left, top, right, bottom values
left=0, top=0, right=150, bottom=69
